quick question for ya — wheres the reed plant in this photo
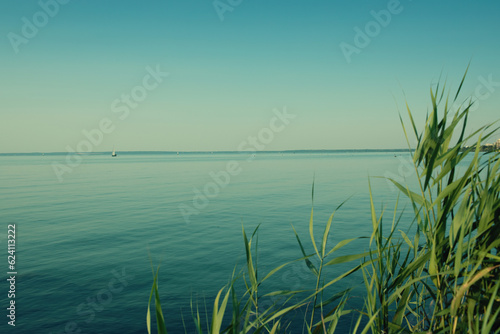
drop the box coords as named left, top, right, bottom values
left=147, top=71, right=500, bottom=333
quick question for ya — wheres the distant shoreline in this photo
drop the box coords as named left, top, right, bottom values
left=0, top=149, right=415, bottom=156
left=3, top=147, right=498, bottom=156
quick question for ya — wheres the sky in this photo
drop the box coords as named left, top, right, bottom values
left=1, top=0, right=499, bottom=153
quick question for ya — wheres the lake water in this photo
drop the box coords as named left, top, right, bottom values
left=1, top=151, right=440, bottom=333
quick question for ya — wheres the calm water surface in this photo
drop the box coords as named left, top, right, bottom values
left=1, top=151, right=456, bottom=333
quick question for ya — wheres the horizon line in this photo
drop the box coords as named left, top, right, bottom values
left=0, top=148, right=415, bottom=155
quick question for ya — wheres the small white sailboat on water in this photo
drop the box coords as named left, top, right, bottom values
left=112, top=147, right=117, bottom=157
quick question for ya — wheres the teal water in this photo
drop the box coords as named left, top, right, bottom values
left=1, top=151, right=429, bottom=333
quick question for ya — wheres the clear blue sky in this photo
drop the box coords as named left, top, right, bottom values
left=1, top=0, right=499, bottom=153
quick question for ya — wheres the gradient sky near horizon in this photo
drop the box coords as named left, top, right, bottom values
left=1, top=0, right=500, bottom=153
